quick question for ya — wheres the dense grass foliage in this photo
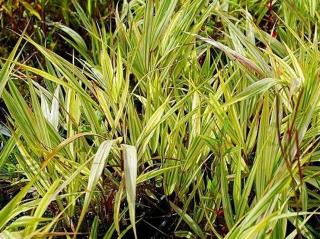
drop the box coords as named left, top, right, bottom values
left=1, top=0, right=320, bottom=238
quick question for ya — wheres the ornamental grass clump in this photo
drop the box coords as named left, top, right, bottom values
left=0, top=0, right=320, bottom=238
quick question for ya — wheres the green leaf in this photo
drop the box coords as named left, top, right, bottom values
left=77, top=140, right=115, bottom=230
left=170, top=201, right=206, bottom=238
left=122, top=144, right=138, bottom=239
left=228, top=78, right=279, bottom=105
